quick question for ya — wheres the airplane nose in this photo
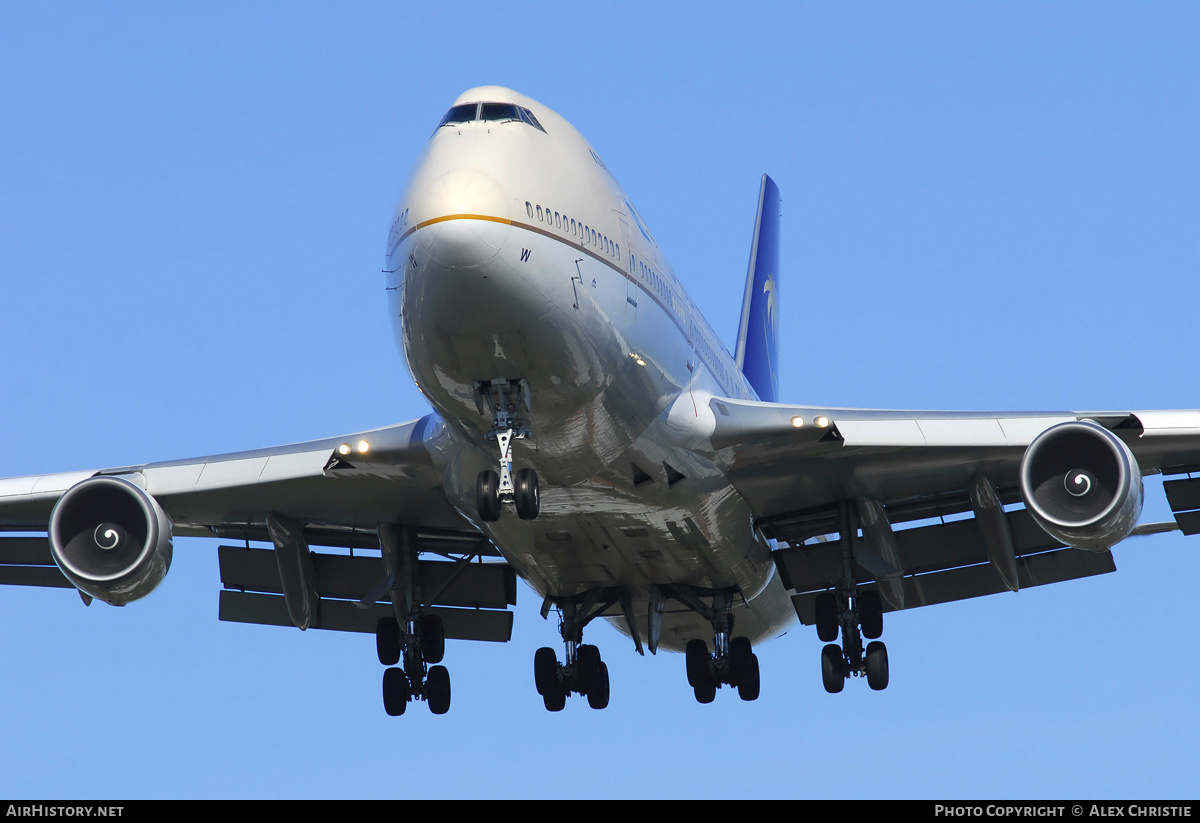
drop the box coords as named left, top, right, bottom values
left=418, top=169, right=510, bottom=269
left=403, top=165, right=550, bottom=339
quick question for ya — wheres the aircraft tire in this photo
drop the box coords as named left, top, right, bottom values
left=693, top=680, right=716, bottom=704
left=860, top=590, right=883, bottom=640
left=821, top=644, right=846, bottom=694
left=586, top=662, right=610, bottom=710
left=543, top=682, right=566, bottom=712
left=865, top=641, right=889, bottom=691
left=815, top=592, right=839, bottom=643
left=737, top=653, right=761, bottom=702
left=514, top=468, right=540, bottom=520
left=376, top=616, right=401, bottom=666
left=730, top=636, right=753, bottom=685
left=685, top=639, right=709, bottom=687
left=577, top=644, right=602, bottom=692
left=534, top=647, right=558, bottom=696
left=383, top=667, right=409, bottom=716
left=426, top=665, right=451, bottom=714
left=476, top=470, right=500, bottom=522
left=420, top=613, right=445, bottom=664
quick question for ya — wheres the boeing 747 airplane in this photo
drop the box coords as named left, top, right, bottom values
left=2, top=87, right=1198, bottom=715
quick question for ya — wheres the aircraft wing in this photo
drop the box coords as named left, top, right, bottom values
left=702, top=395, right=1200, bottom=620
left=0, top=414, right=516, bottom=643
left=0, top=415, right=462, bottom=533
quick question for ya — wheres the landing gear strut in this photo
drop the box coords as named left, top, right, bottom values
left=377, top=525, right=453, bottom=716
left=816, top=502, right=890, bottom=693
left=474, top=378, right=539, bottom=522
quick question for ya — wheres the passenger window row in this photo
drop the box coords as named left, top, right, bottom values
left=525, top=201, right=620, bottom=262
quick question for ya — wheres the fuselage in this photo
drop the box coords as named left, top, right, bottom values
left=385, top=87, right=793, bottom=650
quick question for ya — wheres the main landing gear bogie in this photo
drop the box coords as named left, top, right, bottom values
left=685, top=635, right=761, bottom=704
left=534, top=643, right=610, bottom=712
left=816, top=588, right=890, bottom=694
left=377, top=613, right=451, bottom=716
left=813, top=501, right=895, bottom=694
left=534, top=595, right=614, bottom=712
left=675, top=589, right=762, bottom=704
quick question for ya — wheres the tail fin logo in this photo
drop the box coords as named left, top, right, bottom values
left=763, top=275, right=778, bottom=335
left=762, top=274, right=778, bottom=391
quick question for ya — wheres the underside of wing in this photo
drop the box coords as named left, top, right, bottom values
left=0, top=415, right=517, bottom=651
left=708, top=396, right=1200, bottom=519
left=703, top=395, right=1200, bottom=631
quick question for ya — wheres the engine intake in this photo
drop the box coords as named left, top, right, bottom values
left=48, top=475, right=173, bottom=605
left=1019, top=420, right=1142, bottom=552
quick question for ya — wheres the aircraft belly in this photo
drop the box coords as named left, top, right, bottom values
left=607, top=570, right=796, bottom=652
left=436, top=420, right=787, bottom=648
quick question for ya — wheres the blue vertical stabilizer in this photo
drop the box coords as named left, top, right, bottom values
left=733, top=175, right=781, bottom=403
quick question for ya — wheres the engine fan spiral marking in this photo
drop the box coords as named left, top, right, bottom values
left=1065, top=471, right=1093, bottom=497
left=94, top=523, right=122, bottom=551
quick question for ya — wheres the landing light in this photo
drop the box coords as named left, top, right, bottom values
left=357, top=440, right=370, bottom=454
left=815, top=416, right=830, bottom=428
left=338, top=444, right=352, bottom=455
left=791, top=416, right=804, bottom=428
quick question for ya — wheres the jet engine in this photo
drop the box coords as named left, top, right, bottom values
left=48, top=475, right=173, bottom=605
left=1019, top=420, right=1143, bottom=552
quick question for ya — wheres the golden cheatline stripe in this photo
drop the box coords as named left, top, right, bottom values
left=412, top=213, right=513, bottom=231
left=394, top=212, right=738, bottom=395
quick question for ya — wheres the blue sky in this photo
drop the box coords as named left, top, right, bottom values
left=1, top=2, right=1197, bottom=799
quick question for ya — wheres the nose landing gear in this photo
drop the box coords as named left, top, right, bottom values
left=474, top=378, right=539, bottom=522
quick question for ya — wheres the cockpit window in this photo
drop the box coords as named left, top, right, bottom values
left=438, top=103, right=479, bottom=127
left=480, top=103, right=521, bottom=122
left=519, top=107, right=546, bottom=133
left=436, top=102, right=547, bottom=134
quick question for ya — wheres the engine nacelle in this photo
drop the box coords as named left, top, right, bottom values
left=1019, top=420, right=1143, bottom=552
left=48, top=475, right=173, bottom=605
